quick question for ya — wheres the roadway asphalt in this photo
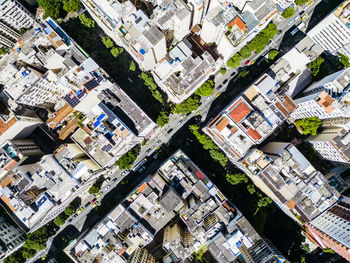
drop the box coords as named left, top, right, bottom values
left=34, top=1, right=323, bottom=261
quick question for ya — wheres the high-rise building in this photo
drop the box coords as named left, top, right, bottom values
left=0, top=0, right=34, bottom=31
left=290, top=68, right=350, bottom=123
left=0, top=216, right=25, bottom=260
left=305, top=196, right=350, bottom=262
left=307, top=0, right=350, bottom=57
left=271, top=0, right=294, bottom=9
left=307, top=127, right=350, bottom=167
left=127, top=248, right=155, bottom=263
left=0, top=21, right=20, bottom=48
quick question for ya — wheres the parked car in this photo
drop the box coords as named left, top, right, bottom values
left=217, top=84, right=222, bottom=89
left=104, top=185, right=111, bottom=191
left=223, top=79, right=228, bottom=84
left=91, top=198, right=97, bottom=204
left=84, top=202, right=91, bottom=208
left=96, top=192, right=103, bottom=198
left=155, top=140, right=161, bottom=145
left=244, top=60, right=250, bottom=65
left=77, top=207, right=84, bottom=214
left=121, top=170, right=128, bottom=176
left=93, top=201, right=99, bottom=208
left=145, top=149, right=151, bottom=154
left=72, top=214, right=77, bottom=220
left=178, top=120, right=184, bottom=124
left=167, top=128, right=173, bottom=134
left=68, top=218, right=72, bottom=223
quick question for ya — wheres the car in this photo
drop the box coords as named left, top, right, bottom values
left=72, top=214, right=77, bottom=220
left=179, top=115, right=185, bottom=119
left=301, top=14, right=307, bottom=21
left=145, top=149, right=151, bottom=154
left=138, top=166, right=146, bottom=173
left=121, top=170, right=128, bottom=176
left=105, top=177, right=111, bottom=182
left=230, top=72, right=236, bottom=77
left=68, top=218, right=72, bottom=223
left=104, top=184, right=111, bottom=191
left=96, top=192, right=103, bottom=198
left=250, top=60, right=256, bottom=65
left=216, top=92, right=222, bottom=98
left=77, top=207, right=84, bottom=214
left=93, top=201, right=99, bottom=208
left=167, top=128, right=173, bottom=134
left=91, top=198, right=97, bottom=204
left=288, top=20, right=293, bottom=25
left=217, top=84, right=222, bottom=90
left=155, top=140, right=161, bottom=145
left=223, top=79, right=228, bottom=84
left=178, top=120, right=184, bottom=124
left=84, top=202, right=91, bottom=208
left=195, top=110, right=201, bottom=116
left=294, top=16, right=299, bottom=21
left=244, top=60, right=250, bottom=65
left=112, top=178, right=117, bottom=183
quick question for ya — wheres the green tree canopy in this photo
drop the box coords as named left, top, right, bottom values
left=189, top=125, right=218, bottom=150
left=195, top=79, right=215, bottom=97
left=308, top=57, right=325, bottom=77
left=64, top=204, right=77, bottom=216
left=338, top=53, right=350, bottom=68
left=156, top=111, right=169, bottom=127
left=138, top=73, right=164, bottom=104
left=54, top=214, right=66, bottom=226
left=295, top=0, right=309, bottom=5
left=295, top=117, right=321, bottom=136
left=226, top=173, right=248, bottom=185
left=282, top=7, right=294, bottom=19
left=227, top=53, right=241, bottom=68
left=24, top=226, right=48, bottom=251
left=102, top=36, right=114, bottom=49
left=4, top=252, right=23, bottom=263
left=257, top=197, right=272, bottom=208
left=323, top=247, right=335, bottom=254
left=79, top=14, right=95, bottom=28
left=62, top=0, right=81, bottom=12
left=239, top=46, right=252, bottom=59
left=0, top=48, right=7, bottom=56
left=37, top=0, right=61, bottom=19
left=220, top=68, right=227, bottom=74
left=115, top=146, right=140, bottom=170
left=88, top=184, right=100, bottom=195
left=111, top=47, right=120, bottom=57
left=22, top=248, right=37, bottom=259
left=247, top=184, right=256, bottom=194
left=209, top=150, right=228, bottom=167
left=175, top=96, right=200, bottom=114
left=129, top=61, right=136, bottom=71
left=268, top=50, right=279, bottom=60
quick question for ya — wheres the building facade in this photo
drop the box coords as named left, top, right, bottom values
left=0, top=0, right=34, bottom=31
left=0, top=216, right=25, bottom=260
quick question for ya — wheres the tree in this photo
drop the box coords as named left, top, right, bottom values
left=209, top=150, right=228, bottom=167
left=37, top=0, right=61, bottom=19
left=111, top=47, right=120, bottom=57
left=64, top=204, right=76, bottom=216
left=295, top=117, right=321, bottom=136
left=300, top=256, right=306, bottom=263
left=4, top=252, right=23, bottom=263
left=24, top=226, right=48, bottom=251
left=323, top=247, right=335, bottom=254
left=189, top=125, right=218, bottom=150
left=247, top=184, right=256, bottom=194
left=282, top=7, right=294, bottom=19
left=195, top=79, right=215, bottom=97
left=102, top=36, right=114, bottom=49
left=227, top=53, right=241, bottom=68
left=338, top=53, right=350, bottom=68
left=79, top=14, right=95, bottom=28
left=220, top=68, right=227, bottom=74
left=22, top=248, right=37, bottom=259
left=54, top=214, right=66, bottom=226
left=129, top=61, right=136, bottom=71
left=239, top=46, right=252, bottom=59
left=268, top=50, right=279, bottom=60
left=175, top=96, right=200, bottom=114
left=139, top=73, right=164, bottom=104
left=62, top=0, right=81, bottom=12
left=18, top=27, right=29, bottom=35
left=295, top=0, right=309, bottom=5
left=88, top=184, right=100, bottom=195
left=156, top=111, right=169, bottom=127
left=308, top=57, right=325, bottom=77
left=226, top=173, right=248, bottom=185
left=0, top=48, right=7, bottom=56
left=254, top=196, right=273, bottom=215
left=115, top=146, right=140, bottom=170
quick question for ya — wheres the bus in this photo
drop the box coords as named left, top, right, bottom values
left=132, top=158, right=147, bottom=172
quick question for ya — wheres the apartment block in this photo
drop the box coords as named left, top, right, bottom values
left=307, top=0, right=350, bottom=57
left=204, top=73, right=296, bottom=163
left=0, top=21, right=20, bottom=48
left=0, top=216, right=25, bottom=260
left=70, top=150, right=287, bottom=263
left=305, top=196, right=350, bottom=262
left=290, top=68, right=350, bottom=123
left=127, top=247, right=155, bottom=263
left=0, top=0, right=34, bottom=31
left=241, top=143, right=340, bottom=223
left=307, top=128, right=350, bottom=167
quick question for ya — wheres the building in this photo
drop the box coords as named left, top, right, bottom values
left=70, top=150, right=287, bottom=263
left=290, top=68, right=350, bottom=123
left=240, top=143, right=340, bottom=223
left=81, top=0, right=166, bottom=71
left=271, top=0, right=294, bottom=9
left=127, top=247, right=155, bottom=263
left=0, top=216, right=25, bottom=260
left=0, top=154, right=79, bottom=231
left=307, top=128, right=350, bottom=167
left=0, top=21, right=20, bottom=48
left=204, top=73, right=296, bottom=163
left=307, top=0, right=350, bottom=57
left=0, top=100, right=43, bottom=146
left=305, top=196, right=350, bottom=262
left=0, top=0, right=34, bottom=31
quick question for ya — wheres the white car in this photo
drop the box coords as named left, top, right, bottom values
left=288, top=20, right=293, bottom=25
left=121, top=170, right=128, bottom=176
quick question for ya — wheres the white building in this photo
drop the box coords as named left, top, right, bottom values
left=0, top=0, right=34, bottom=31
left=290, top=69, right=350, bottom=122
left=0, top=216, right=25, bottom=260
left=0, top=21, right=20, bottom=48
left=271, top=0, right=294, bottom=9
left=307, top=128, right=350, bottom=167
left=307, top=0, right=350, bottom=57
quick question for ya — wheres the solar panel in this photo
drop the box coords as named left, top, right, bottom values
left=84, top=79, right=99, bottom=91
